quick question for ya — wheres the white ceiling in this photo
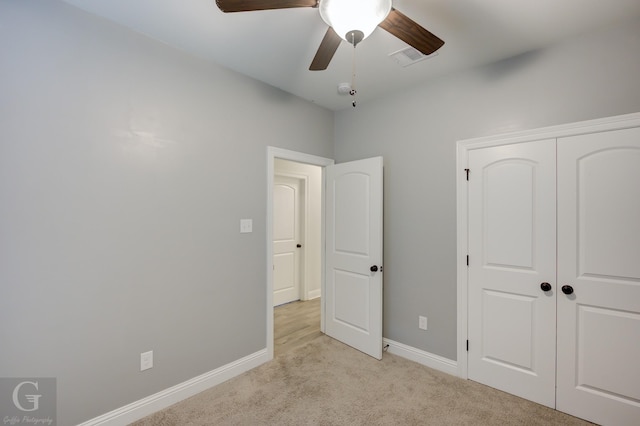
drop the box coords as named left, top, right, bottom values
left=62, top=0, right=640, bottom=111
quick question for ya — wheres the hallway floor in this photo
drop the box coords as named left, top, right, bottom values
left=274, top=298, right=321, bottom=357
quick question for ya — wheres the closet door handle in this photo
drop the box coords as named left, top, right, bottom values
left=561, top=285, right=574, bottom=295
left=540, top=282, right=552, bottom=292
left=370, top=265, right=379, bottom=272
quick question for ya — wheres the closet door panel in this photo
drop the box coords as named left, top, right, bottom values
left=468, top=139, right=557, bottom=408
left=557, top=126, right=640, bottom=426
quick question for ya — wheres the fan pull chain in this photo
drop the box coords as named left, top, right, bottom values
left=350, top=32, right=357, bottom=108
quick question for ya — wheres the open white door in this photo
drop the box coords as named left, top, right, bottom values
left=325, top=157, right=383, bottom=359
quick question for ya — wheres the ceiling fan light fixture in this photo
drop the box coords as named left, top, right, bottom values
left=319, top=0, right=392, bottom=42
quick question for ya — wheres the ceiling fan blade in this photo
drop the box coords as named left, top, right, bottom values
left=216, top=0, right=317, bottom=13
left=309, top=26, right=342, bottom=71
left=378, top=8, right=444, bottom=55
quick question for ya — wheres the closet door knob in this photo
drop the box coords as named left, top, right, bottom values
left=540, top=282, right=552, bottom=292
left=370, top=265, right=379, bottom=272
left=561, top=285, right=574, bottom=295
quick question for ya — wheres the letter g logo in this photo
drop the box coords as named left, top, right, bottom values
left=12, top=381, right=42, bottom=412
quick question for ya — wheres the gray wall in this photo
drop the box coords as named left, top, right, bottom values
left=334, top=17, right=640, bottom=361
left=0, top=1, right=333, bottom=424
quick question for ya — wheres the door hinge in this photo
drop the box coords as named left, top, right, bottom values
left=464, top=168, right=470, bottom=181
left=466, top=255, right=469, bottom=266
left=466, top=340, right=469, bottom=351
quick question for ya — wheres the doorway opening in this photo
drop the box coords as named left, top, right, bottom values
left=273, top=159, right=322, bottom=356
left=266, top=147, right=334, bottom=360
left=267, top=148, right=385, bottom=360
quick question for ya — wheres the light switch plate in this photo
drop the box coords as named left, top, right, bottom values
left=140, top=350, right=153, bottom=371
left=419, top=316, right=428, bottom=330
left=240, top=219, right=253, bottom=233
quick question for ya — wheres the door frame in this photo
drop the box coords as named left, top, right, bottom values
left=266, top=147, right=334, bottom=360
left=456, top=112, right=640, bottom=379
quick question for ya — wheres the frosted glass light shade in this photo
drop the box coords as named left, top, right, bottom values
left=319, top=0, right=392, bottom=42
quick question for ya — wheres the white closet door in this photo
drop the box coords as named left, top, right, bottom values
left=468, top=139, right=557, bottom=407
left=557, top=127, right=640, bottom=426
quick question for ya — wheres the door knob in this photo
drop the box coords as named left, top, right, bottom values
left=296, top=244, right=302, bottom=248
left=540, top=282, right=552, bottom=292
left=370, top=265, right=379, bottom=272
left=561, top=285, right=574, bottom=295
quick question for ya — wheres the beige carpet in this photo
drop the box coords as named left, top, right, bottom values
left=132, top=335, right=592, bottom=425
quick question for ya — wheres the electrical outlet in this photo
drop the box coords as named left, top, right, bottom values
left=240, top=219, right=253, bottom=233
left=140, top=350, right=153, bottom=371
left=419, top=316, right=428, bottom=330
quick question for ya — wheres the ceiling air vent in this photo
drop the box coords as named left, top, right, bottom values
left=389, top=47, right=438, bottom=67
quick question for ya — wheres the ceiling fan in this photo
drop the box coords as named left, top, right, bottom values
left=215, top=0, right=445, bottom=71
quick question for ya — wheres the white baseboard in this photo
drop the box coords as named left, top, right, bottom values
left=78, top=349, right=269, bottom=426
left=383, top=338, right=458, bottom=377
left=79, top=340, right=454, bottom=425
left=306, top=289, right=321, bottom=300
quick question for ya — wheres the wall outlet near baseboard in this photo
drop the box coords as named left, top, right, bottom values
left=240, top=219, right=253, bottom=233
left=418, top=316, right=428, bottom=330
left=140, top=350, right=153, bottom=371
